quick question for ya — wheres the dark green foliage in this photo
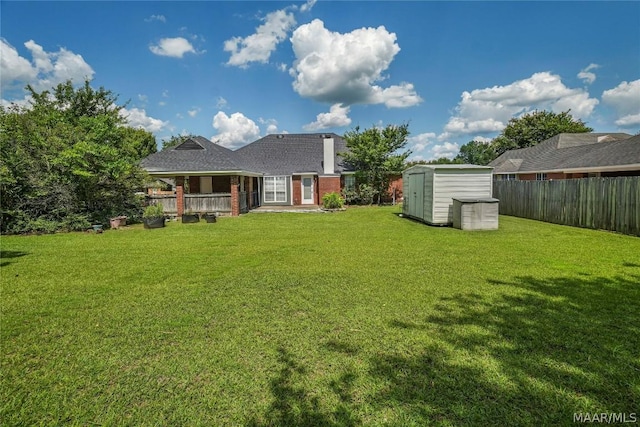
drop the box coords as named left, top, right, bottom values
left=454, top=140, right=497, bottom=165
left=142, top=204, right=164, bottom=219
left=451, top=110, right=593, bottom=164
left=339, top=123, right=411, bottom=205
left=342, top=183, right=377, bottom=205
left=321, top=192, right=344, bottom=209
left=0, top=80, right=156, bottom=233
left=493, top=110, right=592, bottom=156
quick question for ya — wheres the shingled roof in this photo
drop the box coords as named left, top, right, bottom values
left=489, top=133, right=639, bottom=174
left=235, top=133, right=351, bottom=175
left=141, top=133, right=353, bottom=176
left=141, top=136, right=253, bottom=175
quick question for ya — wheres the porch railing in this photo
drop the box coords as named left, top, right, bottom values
left=147, top=193, right=233, bottom=214
left=147, top=195, right=177, bottom=214
left=185, top=193, right=232, bottom=213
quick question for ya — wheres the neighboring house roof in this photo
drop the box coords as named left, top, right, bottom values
left=489, top=133, right=639, bottom=174
left=235, top=133, right=352, bottom=175
left=142, top=133, right=353, bottom=176
left=141, top=136, right=258, bottom=175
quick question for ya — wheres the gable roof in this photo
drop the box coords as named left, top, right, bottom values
left=141, top=136, right=259, bottom=176
left=236, top=133, right=351, bottom=175
left=141, top=133, right=353, bottom=176
left=489, top=133, right=639, bottom=174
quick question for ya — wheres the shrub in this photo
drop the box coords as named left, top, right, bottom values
left=143, top=204, right=164, bottom=219
left=322, top=192, right=344, bottom=209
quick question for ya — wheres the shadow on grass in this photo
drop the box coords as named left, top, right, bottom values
left=373, top=267, right=640, bottom=425
left=251, top=266, right=640, bottom=425
left=0, top=250, right=29, bottom=267
left=247, top=347, right=360, bottom=427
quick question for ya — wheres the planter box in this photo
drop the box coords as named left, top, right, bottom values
left=143, top=217, right=165, bottom=229
left=182, top=213, right=200, bottom=223
left=203, top=213, right=217, bottom=223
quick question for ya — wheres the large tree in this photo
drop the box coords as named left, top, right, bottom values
left=452, top=110, right=593, bottom=164
left=0, top=80, right=156, bottom=233
left=454, top=140, right=497, bottom=165
left=493, top=110, right=592, bottom=156
left=339, top=123, right=411, bottom=205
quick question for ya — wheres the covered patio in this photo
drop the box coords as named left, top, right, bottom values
left=147, top=174, right=260, bottom=216
left=140, top=136, right=263, bottom=217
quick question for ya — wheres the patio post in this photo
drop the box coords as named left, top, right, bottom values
left=176, top=176, right=185, bottom=216
left=230, top=175, right=239, bottom=216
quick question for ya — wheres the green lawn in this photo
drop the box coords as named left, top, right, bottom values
left=2, top=207, right=639, bottom=426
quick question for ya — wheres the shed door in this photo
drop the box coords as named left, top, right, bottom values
left=409, top=173, right=424, bottom=219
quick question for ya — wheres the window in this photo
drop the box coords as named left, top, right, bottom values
left=536, top=173, right=548, bottom=181
left=264, top=176, right=287, bottom=202
left=505, top=174, right=517, bottom=181
left=344, top=175, right=356, bottom=191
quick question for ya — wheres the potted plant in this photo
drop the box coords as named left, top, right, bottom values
left=181, top=209, right=200, bottom=223
left=203, top=212, right=217, bottom=223
left=143, top=204, right=165, bottom=229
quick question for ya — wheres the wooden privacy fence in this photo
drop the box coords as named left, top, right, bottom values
left=493, top=177, right=640, bottom=236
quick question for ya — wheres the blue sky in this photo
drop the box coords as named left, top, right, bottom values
left=2, top=1, right=639, bottom=160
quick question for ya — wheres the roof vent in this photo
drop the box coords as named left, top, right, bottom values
left=175, top=138, right=205, bottom=150
left=276, top=134, right=285, bottom=139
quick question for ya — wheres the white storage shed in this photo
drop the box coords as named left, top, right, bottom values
left=402, top=164, right=494, bottom=225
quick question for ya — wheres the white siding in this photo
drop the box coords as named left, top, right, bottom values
left=423, top=170, right=434, bottom=223
left=432, top=171, right=492, bottom=224
left=453, top=200, right=499, bottom=230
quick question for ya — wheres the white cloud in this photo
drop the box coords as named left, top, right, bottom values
left=138, top=94, right=148, bottom=103
left=443, top=72, right=598, bottom=136
left=431, top=142, right=460, bottom=159
left=145, top=14, right=166, bottom=23
left=188, top=107, right=201, bottom=117
left=150, top=37, right=196, bottom=58
left=162, top=90, right=169, bottom=98
left=0, top=39, right=37, bottom=85
left=211, top=111, right=261, bottom=149
left=615, top=113, right=640, bottom=127
left=224, top=9, right=296, bottom=68
left=602, top=80, right=640, bottom=125
left=473, top=136, right=493, bottom=143
left=289, top=19, right=421, bottom=108
left=407, top=132, right=436, bottom=152
left=303, top=103, right=351, bottom=131
left=258, top=117, right=283, bottom=134
left=120, top=108, right=169, bottom=133
left=0, top=39, right=94, bottom=93
left=299, top=0, right=317, bottom=13
left=577, top=63, right=599, bottom=85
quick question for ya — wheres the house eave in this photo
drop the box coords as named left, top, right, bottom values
left=145, top=169, right=263, bottom=177
left=494, top=163, right=640, bottom=175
